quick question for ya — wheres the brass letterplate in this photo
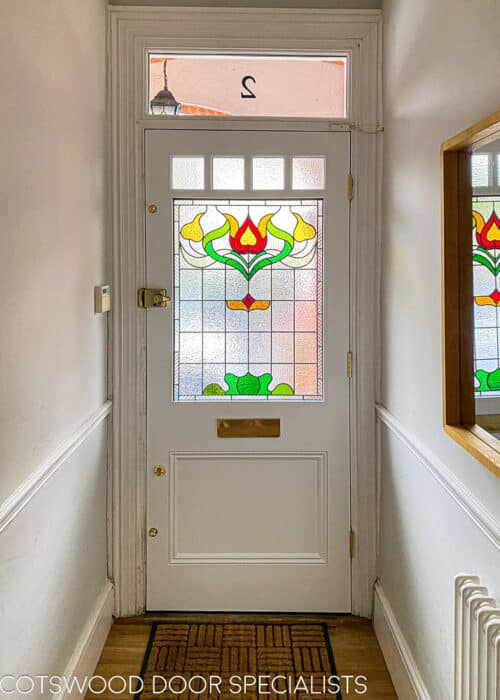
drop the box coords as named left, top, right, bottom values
left=217, top=418, right=280, bottom=438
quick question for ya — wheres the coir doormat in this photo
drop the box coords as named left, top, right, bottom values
left=136, top=622, right=342, bottom=700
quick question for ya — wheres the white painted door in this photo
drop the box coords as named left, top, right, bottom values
left=145, top=129, right=351, bottom=611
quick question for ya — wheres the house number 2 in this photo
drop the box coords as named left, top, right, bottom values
left=241, top=75, right=256, bottom=99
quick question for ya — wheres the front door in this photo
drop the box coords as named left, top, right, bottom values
left=145, top=129, right=351, bottom=611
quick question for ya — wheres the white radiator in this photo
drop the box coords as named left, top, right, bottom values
left=455, top=575, right=500, bottom=700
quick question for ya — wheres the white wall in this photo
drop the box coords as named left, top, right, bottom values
left=0, top=0, right=110, bottom=692
left=379, top=0, right=500, bottom=697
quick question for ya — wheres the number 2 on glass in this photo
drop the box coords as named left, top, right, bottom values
left=241, top=75, right=256, bottom=99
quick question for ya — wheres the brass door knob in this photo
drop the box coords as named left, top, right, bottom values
left=153, top=465, right=166, bottom=477
left=148, top=527, right=159, bottom=538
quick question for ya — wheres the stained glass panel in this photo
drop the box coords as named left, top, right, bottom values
left=173, top=199, right=323, bottom=400
left=473, top=196, right=500, bottom=396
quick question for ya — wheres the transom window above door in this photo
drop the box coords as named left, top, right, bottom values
left=171, top=156, right=326, bottom=191
left=148, top=54, right=347, bottom=118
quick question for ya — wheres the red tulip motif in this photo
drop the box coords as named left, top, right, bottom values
left=230, top=216, right=267, bottom=254
left=475, top=211, right=500, bottom=249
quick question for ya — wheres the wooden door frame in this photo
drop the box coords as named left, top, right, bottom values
left=108, top=6, right=383, bottom=617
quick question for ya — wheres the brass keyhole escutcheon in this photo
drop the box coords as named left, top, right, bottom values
left=148, top=204, right=158, bottom=214
left=148, top=527, right=159, bottom=538
left=153, top=465, right=166, bottom=477
left=138, top=288, right=171, bottom=309
left=153, top=293, right=170, bottom=306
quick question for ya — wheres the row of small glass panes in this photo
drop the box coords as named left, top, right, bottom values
left=171, top=156, right=326, bottom=191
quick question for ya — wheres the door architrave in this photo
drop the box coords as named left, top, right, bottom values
left=108, top=5, right=383, bottom=618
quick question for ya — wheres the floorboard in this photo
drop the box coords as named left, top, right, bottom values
left=86, top=615, right=396, bottom=700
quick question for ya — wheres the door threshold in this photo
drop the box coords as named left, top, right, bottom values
left=116, top=611, right=357, bottom=625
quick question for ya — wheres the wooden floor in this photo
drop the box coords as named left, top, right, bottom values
left=87, top=614, right=396, bottom=700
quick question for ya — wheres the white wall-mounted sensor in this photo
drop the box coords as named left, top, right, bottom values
left=94, top=285, right=111, bottom=313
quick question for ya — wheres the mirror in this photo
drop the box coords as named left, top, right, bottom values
left=442, top=110, right=500, bottom=478
left=472, top=138, right=500, bottom=437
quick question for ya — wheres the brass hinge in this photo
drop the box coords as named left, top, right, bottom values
left=138, top=288, right=171, bottom=309
left=347, top=351, right=353, bottom=378
left=349, top=529, right=355, bottom=559
left=347, top=173, right=354, bottom=201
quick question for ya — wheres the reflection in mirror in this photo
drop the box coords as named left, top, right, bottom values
left=472, top=137, right=500, bottom=437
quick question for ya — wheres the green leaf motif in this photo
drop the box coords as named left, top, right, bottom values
left=225, top=372, right=272, bottom=395
left=473, top=252, right=500, bottom=276
left=201, top=218, right=295, bottom=280
left=202, top=372, right=295, bottom=396
left=475, top=368, right=500, bottom=392
left=271, top=383, right=294, bottom=395
left=202, top=383, right=225, bottom=396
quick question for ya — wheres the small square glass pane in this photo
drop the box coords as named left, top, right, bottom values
left=213, top=157, right=245, bottom=190
left=471, top=154, right=489, bottom=187
left=172, top=157, right=204, bottom=189
left=292, top=157, right=325, bottom=190
left=252, top=158, right=285, bottom=190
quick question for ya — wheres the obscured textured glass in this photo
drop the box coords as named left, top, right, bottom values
left=252, top=158, right=285, bottom=190
left=292, top=157, right=325, bottom=189
left=172, top=157, right=204, bottom=189
left=471, top=154, right=489, bottom=187
left=213, top=157, right=245, bottom=190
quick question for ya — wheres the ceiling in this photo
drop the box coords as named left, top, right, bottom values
left=108, top=0, right=382, bottom=8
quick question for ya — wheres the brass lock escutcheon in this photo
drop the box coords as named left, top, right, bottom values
left=153, top=464, right=166, bottom=477
left=148, top=527, right=159, bottom=538
left=138, top=288, right=171, bottom=309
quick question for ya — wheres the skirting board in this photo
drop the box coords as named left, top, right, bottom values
left=373, top=582, right=431, bottom=700
left=56, top=580, right=114, bottom=700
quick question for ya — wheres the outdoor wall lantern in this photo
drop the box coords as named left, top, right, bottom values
left=150, top=60, right=181, bottom=115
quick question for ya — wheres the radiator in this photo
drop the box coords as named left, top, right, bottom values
left=455, top=575, right=500, bottom=700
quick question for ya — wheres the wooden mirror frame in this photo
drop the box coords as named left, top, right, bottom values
left=442, top=109, right=500, bottom=478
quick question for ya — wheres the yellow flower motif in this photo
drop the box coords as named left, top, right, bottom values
left=225, top=213, right=239, bottom=238
left=258, top=213, right=273, bottom=238
left=180, top=213, right=204, bottom=242
left=293, top=213, right=316, bottom=242
left=473, top=210, right=485, bottom=232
